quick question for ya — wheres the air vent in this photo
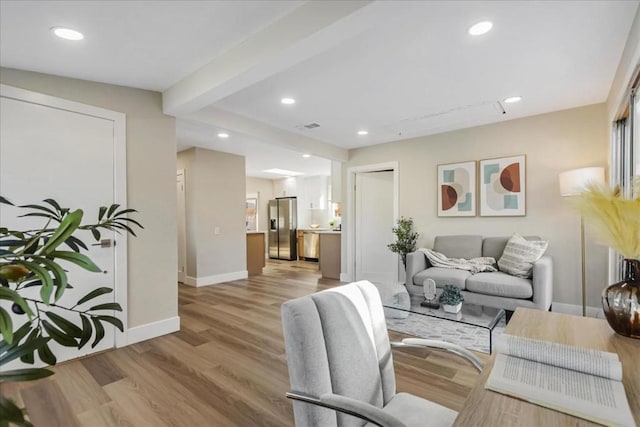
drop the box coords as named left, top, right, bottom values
left=303, top=123, right=320, bottom=129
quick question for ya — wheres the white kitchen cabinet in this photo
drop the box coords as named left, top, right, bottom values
left=273, top=177, right=298, bottom=197
left=304, top=175, right=329, bottom=209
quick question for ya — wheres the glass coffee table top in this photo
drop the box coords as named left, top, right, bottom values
left=384, top=295, right=506, bottom=353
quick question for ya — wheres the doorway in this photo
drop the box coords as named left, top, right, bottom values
left=347, top=162, right=398, bottom=284
left=0, top=84, right=127, bottom=367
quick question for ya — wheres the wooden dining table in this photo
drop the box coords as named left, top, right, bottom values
left=453, top=307, right=640, bottom=426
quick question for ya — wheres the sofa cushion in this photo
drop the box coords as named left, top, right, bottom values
left=482, top=235, right=542, bottom=259
left=413, top=267, right=470, bottom=290
left=466, top=272, right=533, bottom=299
left=433, top=235, right=482, bottom=259
left=498, top=233, right=548, bottom=278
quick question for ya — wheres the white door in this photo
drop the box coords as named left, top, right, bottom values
left=355, top=170, right=395, bottom=284
left=0, top=87, right=125, bottom=368
left=177, top=170, right=187, bottom=283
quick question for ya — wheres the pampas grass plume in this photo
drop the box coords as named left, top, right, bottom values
left=571, top=177, right=640, bottom=259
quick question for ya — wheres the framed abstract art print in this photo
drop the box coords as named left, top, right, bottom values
left=479, top=155, right=526, bottom=216
left=437, top=161, right=476, bottom=217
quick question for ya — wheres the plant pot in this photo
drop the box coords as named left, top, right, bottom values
left=602, top=258, right=640, bottom=339
left=442, top=303, right=462, bottom=314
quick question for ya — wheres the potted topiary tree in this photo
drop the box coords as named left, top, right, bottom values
left=387, top=217, right=419, bottom=268
left=439, top=284, right=464, bottom=313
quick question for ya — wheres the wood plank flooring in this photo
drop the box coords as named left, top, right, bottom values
left=1, top=260, right=487, bottom=426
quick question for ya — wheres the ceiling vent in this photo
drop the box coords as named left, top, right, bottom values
left=301, top=123, right=320, bottom=129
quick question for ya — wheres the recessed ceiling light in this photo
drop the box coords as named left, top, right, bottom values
left=357, top=130, right=369, bottom=136
left=468, top=21, right=493, bottom=36
left=217, top=132, right=229, bottom=138
left=51, top=27, right=84, bottom=41
left=264, top=168, right=304, bottom=177
left=281, top=97, right=296, bottom=105
left=302, top=154, right=311, bottom=158
left=503, top=96, right=522, bottom=104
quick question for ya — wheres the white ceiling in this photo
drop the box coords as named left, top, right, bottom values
left=1, top=1, right=637, bottom=173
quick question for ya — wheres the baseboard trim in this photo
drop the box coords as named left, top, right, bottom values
left=339, top=273, right=350, bottom=282
left=126, top=316, right=180, bottom=346
left=184, top=270, right=248, bottom=287
left=551, top=302, right=604, bottom=319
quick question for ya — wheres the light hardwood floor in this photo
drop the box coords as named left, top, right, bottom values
left=1, top=260, right=486, bottom=426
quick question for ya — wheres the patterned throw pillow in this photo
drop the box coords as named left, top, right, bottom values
left=497, top=233, right=548, bottom=278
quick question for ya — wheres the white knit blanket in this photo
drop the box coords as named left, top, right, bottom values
left=417, top=248, right=497, bottom=274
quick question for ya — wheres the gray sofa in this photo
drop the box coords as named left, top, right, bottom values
left=406, top=235, right=553, bottom=312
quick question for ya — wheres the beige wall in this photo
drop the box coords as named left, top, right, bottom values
left=177, top=147, right=247, bottom=280
left=246, top=177, right=275, bottom=233
left=0, top=67, right=178, bottom=328
left=345, top=104, right=609, bottom=308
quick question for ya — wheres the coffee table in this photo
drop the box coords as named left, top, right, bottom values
left=384, top=295, right=506, bottom=353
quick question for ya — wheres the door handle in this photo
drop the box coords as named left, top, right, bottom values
left=92, top=239, right=114, bottom=248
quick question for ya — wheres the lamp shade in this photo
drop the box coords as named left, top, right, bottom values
left=559, top=167, right=605, bottom=196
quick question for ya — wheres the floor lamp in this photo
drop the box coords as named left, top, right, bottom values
left=559, top=167, right=605, bottom=316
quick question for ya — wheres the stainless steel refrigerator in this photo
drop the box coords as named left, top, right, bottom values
left=268, top=197, right=297, bottom=260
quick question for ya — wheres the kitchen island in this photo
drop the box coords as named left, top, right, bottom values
left=319, top=231, right=341, bottom=279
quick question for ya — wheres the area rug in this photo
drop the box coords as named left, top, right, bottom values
left=386, top=314, right=506, bottom=354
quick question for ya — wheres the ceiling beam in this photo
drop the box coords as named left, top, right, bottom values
left=184, top=107, right=349, bottom=162
left=162, top=0, right=375, bottom=116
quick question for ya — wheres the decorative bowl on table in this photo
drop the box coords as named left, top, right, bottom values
left=309, top=224, right=320, bottom=228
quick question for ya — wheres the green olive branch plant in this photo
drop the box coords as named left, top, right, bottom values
left=387, top=216, right=419, bottom=268
left=0, top=196, right=143, bottom=427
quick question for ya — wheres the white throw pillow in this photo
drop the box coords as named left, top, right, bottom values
left=498, top=233, right=548, bottom=278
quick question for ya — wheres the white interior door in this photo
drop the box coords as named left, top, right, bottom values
left=0, top=88, right=125, bottom=367
left=355, top=170, right=395, bottom=284
left=177, top=170, right=187, bottom=283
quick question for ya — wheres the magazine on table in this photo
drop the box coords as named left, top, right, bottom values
left=485, top=334, right=634, bottom=427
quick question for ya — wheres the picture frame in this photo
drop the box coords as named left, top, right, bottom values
left=479, top=155, right=526, bottom=216
left=437, top=161, right=476, bottom=217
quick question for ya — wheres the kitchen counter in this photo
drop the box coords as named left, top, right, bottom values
left=319, top=232, right=341, bottom=279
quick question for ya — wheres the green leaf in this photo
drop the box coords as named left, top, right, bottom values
left=16, top=260, right=52, bottom=306
left=41, top=320, right=77, bottom=347
left=0, top=287, right=34, bottom=318
left=50, top=251, right=101, bottom=273
left=89, top=302, right=122, bottom=312
left=0, top=239, right=26, bottom=247
left=18, top=204, right=58, bottom=217
left=98, top=206, right=107, bottom=221
left=76, top=287, right=113, bottom=306
left=43, top=199, right=62, bottom=212
left=65, top=235, right=88, bottom=252
left=0, top=368, right=54, bottom=382
left=38, top=340, right=57, bottom=365
left=0, top=336, right=49, bottom=365
left=0, top=307, right=13, bottom=344
left=0, top=394, right=32, bottom=427
left=32, top=256, right=68, bottom=302
left=20, top=349, right=34, bottom=365
left=106, top=204, right=120, bottom=218
left=114, top=208, right=138, bottom=217
left=116, top=217, right=144, bottom=229
left=5, top=322, right=33, bottom=351
left=91, top=317, right=105, bottom=349
left=44, top=311, right=82, bottom=338
left=0, top=196, right=14, bottom=206
left=39, top=209, right=83, bottom=255
left=78, top=315, right=92, bottom=349
left=90, top=228, right=101, bottom=241
left=95, top=315, right=124, bottom=332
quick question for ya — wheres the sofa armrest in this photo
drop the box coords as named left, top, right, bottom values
left=532, top=256, right=553, bottom=310
left=405, top=251, right=428, bottom=286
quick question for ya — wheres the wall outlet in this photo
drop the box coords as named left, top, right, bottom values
left=214, top=226, right=220, bottom=235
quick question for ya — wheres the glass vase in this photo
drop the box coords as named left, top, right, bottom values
left=602, top=258, right=640, bottom=339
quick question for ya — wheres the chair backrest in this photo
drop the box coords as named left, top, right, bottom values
left=281, top=281, right=397, bottom=427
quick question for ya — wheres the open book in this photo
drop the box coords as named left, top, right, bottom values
left=486, top=334, right=634, bottom=427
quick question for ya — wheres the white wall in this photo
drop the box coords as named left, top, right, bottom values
left=177, top=147, right=247, bottom=284
left=0, top=67, right=178, bottom=329
left=343, top=104, right=609, bottom=309
left=246, top=177, right=275, bottom=233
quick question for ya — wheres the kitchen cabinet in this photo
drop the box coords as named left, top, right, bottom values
left=246, top=232, right=265, bottom=275
left=274, top=177, right=298, bottom=198
left=303, top=175, right=329, bottom=209
left=319, top=232, right=341, bottom=279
